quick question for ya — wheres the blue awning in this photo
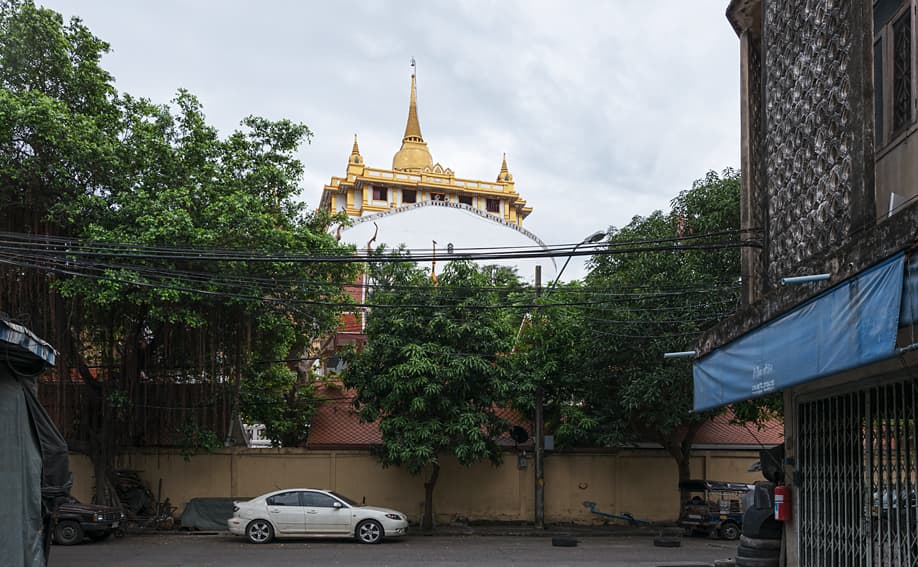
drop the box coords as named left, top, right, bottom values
left=900, top=253, right=918, bottom=327
left=693, top=253, right=905, bottom=411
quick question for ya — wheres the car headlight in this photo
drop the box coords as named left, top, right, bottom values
left=96, top=513, right=105, bottom=521
left=385, top=514, right=402, bottom=521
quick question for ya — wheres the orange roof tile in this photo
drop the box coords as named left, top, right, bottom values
left=692, top=411, right=784, bottom=447
left=306, top=389, right=782, bottom=449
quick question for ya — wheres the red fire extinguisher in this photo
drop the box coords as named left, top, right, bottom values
left=774, top=485, right=791, bottom=521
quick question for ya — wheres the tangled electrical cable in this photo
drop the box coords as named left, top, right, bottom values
left=0, top=229, right=745, bottom=316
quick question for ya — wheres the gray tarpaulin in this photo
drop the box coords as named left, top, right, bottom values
left=0, top=373, right=46, bottom=567
left=181, top=497, right=252, bottom=531
left=0, top=318, right=67, bottom=567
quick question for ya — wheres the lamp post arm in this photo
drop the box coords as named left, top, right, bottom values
left=544, top=231, right=604, bottom=298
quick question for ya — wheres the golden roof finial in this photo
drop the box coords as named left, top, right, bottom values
left=349, top=133, right=363, bottom=165
left=497, top=152, right=513, bottom=183
left=403, top=58, right=423, bottom=143
left=393, top=58, right=433, bottom=171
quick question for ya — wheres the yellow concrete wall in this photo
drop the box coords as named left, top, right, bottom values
left=69, top=453, right=94, bottom=504
left=67, top=448, right=765, bottom=525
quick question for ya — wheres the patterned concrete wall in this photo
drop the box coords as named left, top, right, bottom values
left=761, top=0, right=862, bottom=285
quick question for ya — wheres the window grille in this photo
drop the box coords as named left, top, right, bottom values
left=892, top=11, right=913, bottom=133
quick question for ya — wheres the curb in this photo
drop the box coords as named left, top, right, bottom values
left=155, top=526, right=660, bottom=538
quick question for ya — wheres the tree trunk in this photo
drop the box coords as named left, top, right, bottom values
left=72, top=330, right=123, bottom=508
left=664, top=422, right=703, bottom=505
left=421, top=462, right=440, bottom=531
left=676, top=455, right=692, bottom=504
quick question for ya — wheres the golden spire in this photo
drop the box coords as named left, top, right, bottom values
left=349, top=133, right=363, bottom=165
left=403, top=64, right=423, bottom=142
left=393, top=58, right=433, bottom=171
left=497, top=152, right=513, bottom=182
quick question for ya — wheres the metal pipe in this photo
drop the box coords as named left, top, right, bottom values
left=780, top=273, right=831, bottom=285
left=663, top=351, right=696, bottom=359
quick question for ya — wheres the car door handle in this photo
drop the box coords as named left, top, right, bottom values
left=269, top=508, right=280, bottom=513
left=307, top=510, right=318, bottom=514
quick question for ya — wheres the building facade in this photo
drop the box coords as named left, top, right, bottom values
left=697, top=1, right=918, bottom=564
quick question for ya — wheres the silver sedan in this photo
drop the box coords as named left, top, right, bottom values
left=227, top=489, right=408, bottom=544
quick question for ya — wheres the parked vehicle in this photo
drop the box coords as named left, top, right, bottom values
left=52, top=497, right=125, bottom=545
left=871, top=486, right=918, bottom=520
left=228, top=489, right=409, bottom=544
left=678, top=480, right=754, bottom=540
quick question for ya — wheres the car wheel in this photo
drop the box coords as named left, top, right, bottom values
left=87, top=531, right=111, bottom=542
left=720, top=521, right=741, bottom=540
left=356, top=519, right=384, bottom=544
left=54, top=520, right=84, bottom=545
left=245, top=519, right=274, bottom=544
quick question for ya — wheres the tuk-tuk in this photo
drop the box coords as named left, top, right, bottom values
left=677, top=479, right=754, bottom=540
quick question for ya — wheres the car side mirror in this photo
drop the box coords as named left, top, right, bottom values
left=333, top=502, right=342, bottom=509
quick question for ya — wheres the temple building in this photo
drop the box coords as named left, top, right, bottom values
left=314, top=63, right=552, bottom=371
left=319, top=67, right=532, bottom=227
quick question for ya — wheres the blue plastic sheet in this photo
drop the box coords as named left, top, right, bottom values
left=694, top=253, right=905, bottom=411
left=900, top=253, right=918, bottom=327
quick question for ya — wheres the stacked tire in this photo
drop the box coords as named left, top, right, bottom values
left=736, top=482, right=781, bottom=567
left=736, top=534, right=780, bottom=567
left=653, top=526, right=683, bottom=548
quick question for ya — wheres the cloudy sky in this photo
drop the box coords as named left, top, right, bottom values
left=40, top=0, right=741, bottom=278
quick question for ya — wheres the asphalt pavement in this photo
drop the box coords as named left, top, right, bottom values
left=48, top=531, right=740, bottom=566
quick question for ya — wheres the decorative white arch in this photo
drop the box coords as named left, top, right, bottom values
left=337, top=200, right=557, bottom=273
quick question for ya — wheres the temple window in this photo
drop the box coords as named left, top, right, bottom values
left=486, top=198, right=501, bottom=213
left=402, top=189, right=416, bottom=203
left=372, top=187, right=388, bottom=201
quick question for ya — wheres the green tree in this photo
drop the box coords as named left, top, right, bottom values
left=587, top=169, right=741, bottom=495
left=344, top=258, right=521, bottom=530
left=529, top=169, right=779, bottom=499
left=0, top=0, right=356, bottom=502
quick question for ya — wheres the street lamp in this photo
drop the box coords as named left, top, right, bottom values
left=545, top=230, right=606, bottom=296
left=533, top=229, right=605, bottom=529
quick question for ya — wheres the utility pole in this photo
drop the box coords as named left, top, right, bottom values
left=530, top=231, right=602, bottom=530
left=534, top=265, right=544, bottom=529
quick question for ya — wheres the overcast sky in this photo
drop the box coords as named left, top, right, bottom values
left=40, top=0, right=741, bottom=278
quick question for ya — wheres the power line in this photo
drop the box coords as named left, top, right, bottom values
left=0, top=252, right=740, bottom=313
left=1, top=246, right=741, bottom=298
left=0, top=229, right=761, bottom=264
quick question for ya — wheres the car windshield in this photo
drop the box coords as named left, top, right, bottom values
left=330, top=491, right=361, bottom=507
